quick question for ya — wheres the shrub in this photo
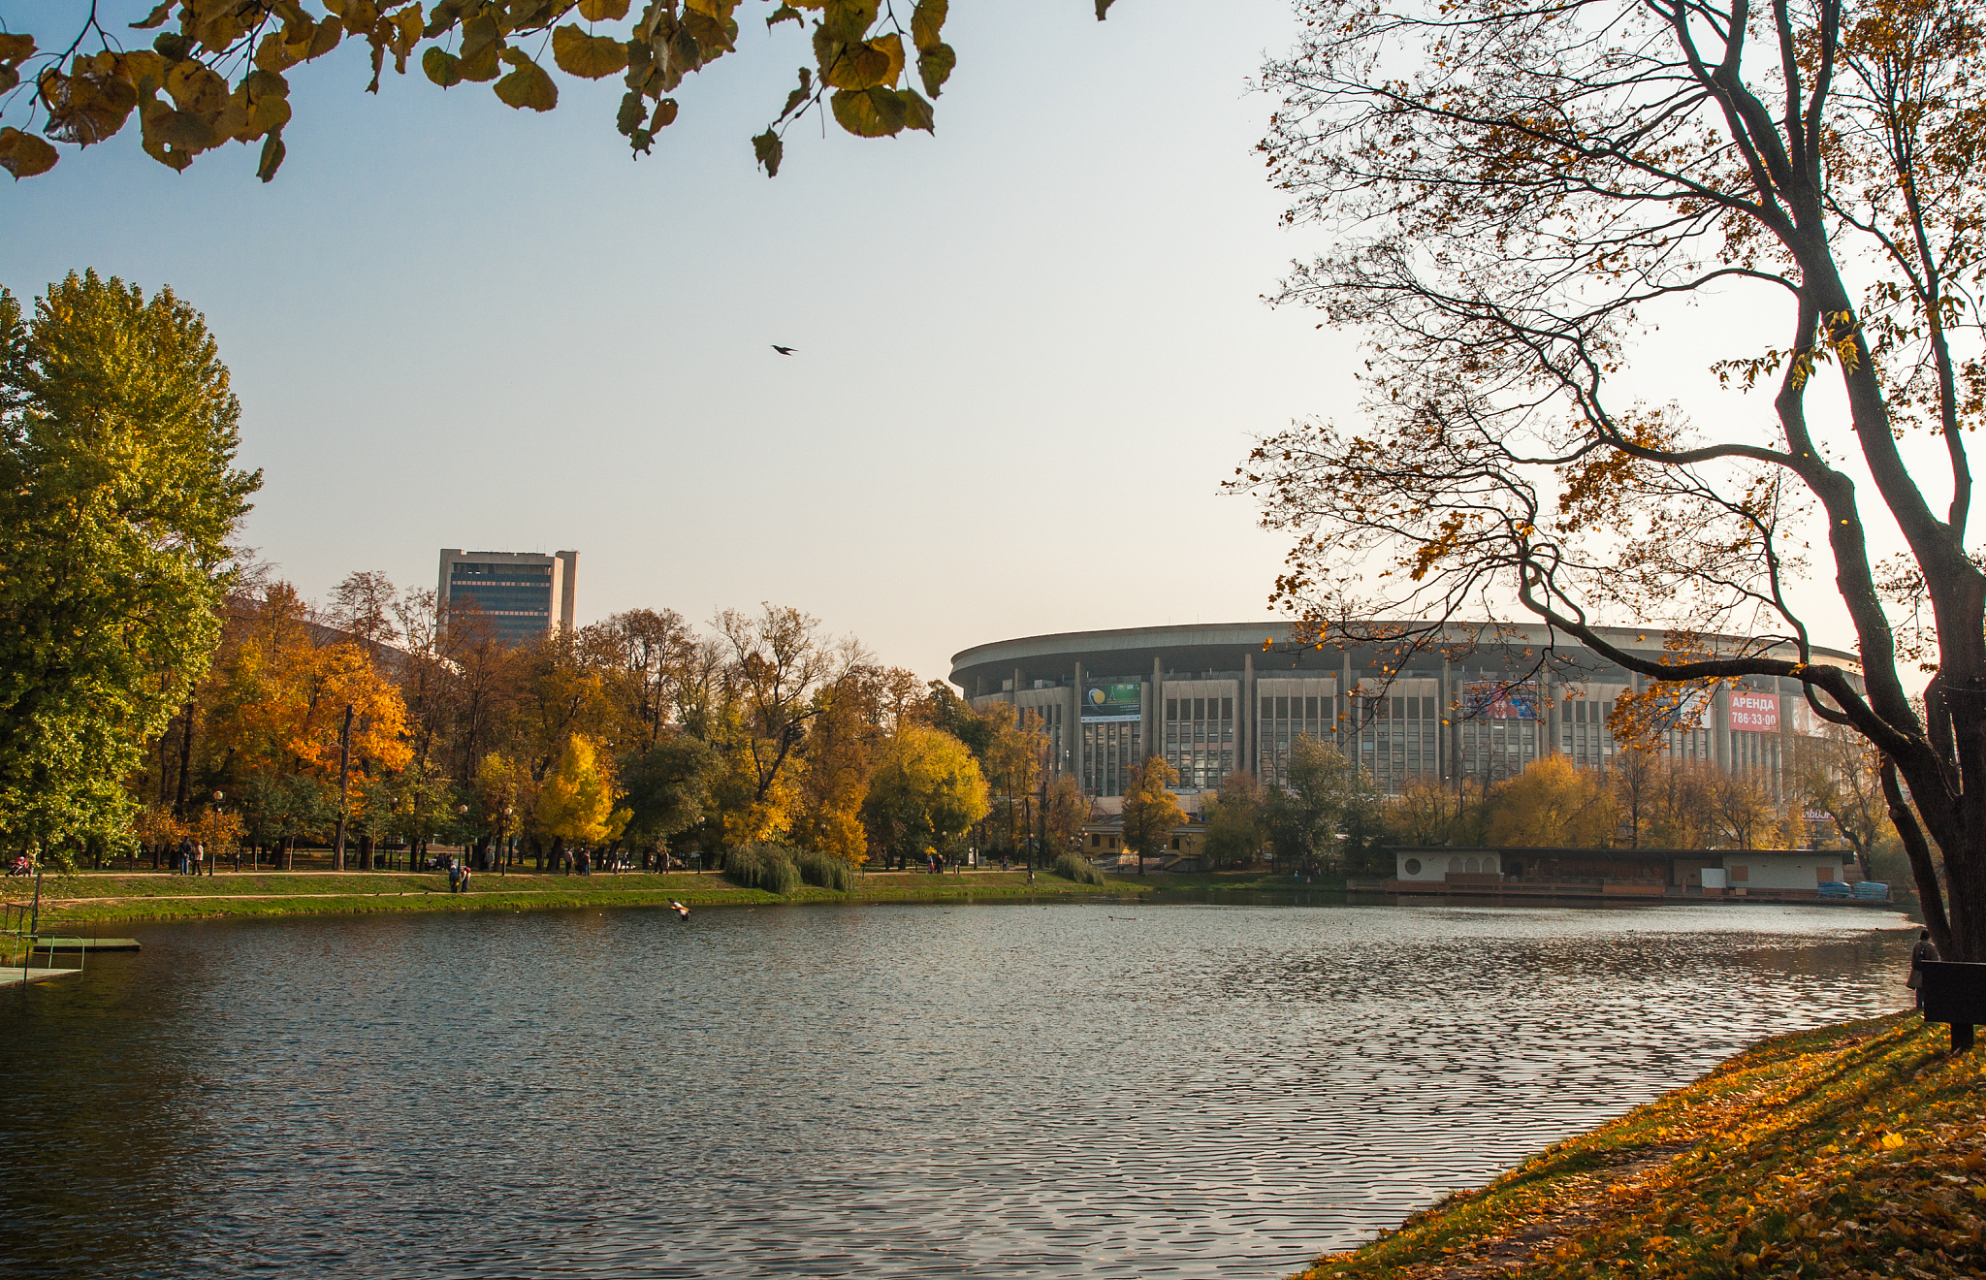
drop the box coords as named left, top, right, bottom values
left=793, top=847, right=857, bottom=891
left=721, top=843, right=801, bottom=895
left=1053, top=852, right=1106, bottom=885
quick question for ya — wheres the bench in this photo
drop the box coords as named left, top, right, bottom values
left=1920, top=961, right=1986, bottom=1051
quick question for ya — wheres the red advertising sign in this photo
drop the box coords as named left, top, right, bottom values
left=1729, top=692, right=1779, bottom=732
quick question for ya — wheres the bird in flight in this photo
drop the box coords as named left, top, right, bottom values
left=771, top=345, right=797, bottom=356
left=669, top=899, right=690, bottom=920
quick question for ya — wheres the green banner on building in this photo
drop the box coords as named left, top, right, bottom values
left=1082, top=681, right=1142, bottom=722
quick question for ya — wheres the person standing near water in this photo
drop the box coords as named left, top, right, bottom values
left=1909, top=930, right=1939, bottom=1009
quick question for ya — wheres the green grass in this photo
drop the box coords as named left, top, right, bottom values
left=10, top=867, right=1143, bottom=928
left=1295, top=1012, right=1986, bottom=1280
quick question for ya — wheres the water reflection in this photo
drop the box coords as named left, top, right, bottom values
left=0, top=901, right=1916, bottom=1278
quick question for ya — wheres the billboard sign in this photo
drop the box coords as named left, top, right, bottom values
left=1729, top=692, right=1780, bottom=732
left=1462, top=680, right=1539, bottom=720
left=1082, top=681, right=1143, bottom=723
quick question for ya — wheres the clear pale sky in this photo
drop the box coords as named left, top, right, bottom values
left=5, top=0, right=1351, bottom=680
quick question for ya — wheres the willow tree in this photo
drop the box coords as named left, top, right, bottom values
left=0, top=0, right=1119, bottom=182
left=1242, top=0, right=1986, bottom=952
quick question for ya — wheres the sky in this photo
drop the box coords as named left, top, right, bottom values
left=5, top=0, right=1350, bottom=681
left=8, top=0, right=1937, bottom=689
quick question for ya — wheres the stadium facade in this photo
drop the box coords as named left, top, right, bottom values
left=950, top=622, right=1861, bottom=800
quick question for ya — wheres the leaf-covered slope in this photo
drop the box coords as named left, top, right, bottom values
left=1301, top=1013, right=1985, bottom=1280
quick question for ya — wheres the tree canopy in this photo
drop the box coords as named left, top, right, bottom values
left=0, top=0, right=1119, bottom=183
left=1242, top=0, right=1986, bottom=955
left=0, top=271, right=260, bottom=863
left=1119, top=754, right=1183, bottom=873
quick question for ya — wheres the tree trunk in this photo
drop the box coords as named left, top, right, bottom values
left=172, top=700, right=196, bottom=819
left=332, top=704, right=354, bottom=872
left=1884, top=761, right=1954, bottom=958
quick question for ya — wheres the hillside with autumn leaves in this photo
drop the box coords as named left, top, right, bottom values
left=1301, top=1014, right=1984, bottom=1280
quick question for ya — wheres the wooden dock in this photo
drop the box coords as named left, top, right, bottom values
left=3, top=966, right=83, bottom=985
left=28, top=936, right=141, bottom=952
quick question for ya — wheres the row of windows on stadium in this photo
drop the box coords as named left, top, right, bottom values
left=1165, top=697, right=1618, bottom=724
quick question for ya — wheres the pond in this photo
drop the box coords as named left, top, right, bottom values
left=0, top=899, right=1917, bottom=1278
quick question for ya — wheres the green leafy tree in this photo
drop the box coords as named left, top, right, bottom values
left=618, top=733, right=719, bottom=858
left=1266, top=734, right=1384, bottom=874
left=1120, top=755, right=1185, bottom=874
left=1200, top=771, right=1267, bottom=870
left=0, top=272, right=259, bottom=866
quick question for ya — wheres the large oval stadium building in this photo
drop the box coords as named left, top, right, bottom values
left=949, top=621, right=1862, bottom=800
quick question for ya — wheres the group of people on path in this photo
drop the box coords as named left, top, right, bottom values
left=174, top=838, right=211, bottom=876
left=446, top=858, right=473, bottom=894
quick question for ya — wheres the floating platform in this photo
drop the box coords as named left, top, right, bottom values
left=2, top=966, right=83, bottom=985
left=25, top=936, right=140, bottom=951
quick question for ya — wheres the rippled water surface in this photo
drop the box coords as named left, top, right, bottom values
left=0, top=899, right=1917, bottom=1278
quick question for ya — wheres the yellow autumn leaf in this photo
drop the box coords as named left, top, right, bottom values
left=814, top=27, right=889, bottom=90
left=165, top=62, right=228, bottom=117
left=830, top=85, right=904, bottom=137
left=577, top=0, right=631, bottom=18
left=494, top=50, right=558, bottom=111
left=0, top=126, right=58, bottom=179
left=552, top=25, right=628, bottom=80
left=870, top=31, right=904, bottom=86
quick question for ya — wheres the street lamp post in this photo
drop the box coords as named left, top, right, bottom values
left=501, top=805, right=513, bottom=877
left=211, top=790, right=225, bottom=877
left=455, top=804, right=471, bottom=871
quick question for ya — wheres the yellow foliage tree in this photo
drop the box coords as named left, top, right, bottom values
left=1484, top=756, right=1617, bottom=848
left=788, top=676, right=875, bottom=865
left=204, top=584, right=411, bottom=782
left=536, top=734, right=628, bottom=852
left=1121, top=755, right=1186, bottom=874
left=861, top=724, right=989, bottom=868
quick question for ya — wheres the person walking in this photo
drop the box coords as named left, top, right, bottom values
left=177, top=836, right=193, bottom=876
left=194, top=841, right=205, bottom=878
left=1910, top=929, right=1940, bottom=1010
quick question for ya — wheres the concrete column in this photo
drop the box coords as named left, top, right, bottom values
left=1073, top=661, right=1085, bottom=791
left=1242, top=649, right=1255, bottom=777
left=1713, top=686, right=1730, bottom=770
left=1013, top=667, right=1023, bottom=710
left=1144, top=661, right=1158, bottom=770
left=1440, top=655, right=1451, bottom=780
left=1777, top=676, right=1794, bottom=803
left=1342, top=648, right=1354, bottom=746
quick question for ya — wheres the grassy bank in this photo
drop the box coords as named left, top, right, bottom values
left=8, top=868, right=1144, bottom=928
left=1300, top=1012, right=1983, bottom=1280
